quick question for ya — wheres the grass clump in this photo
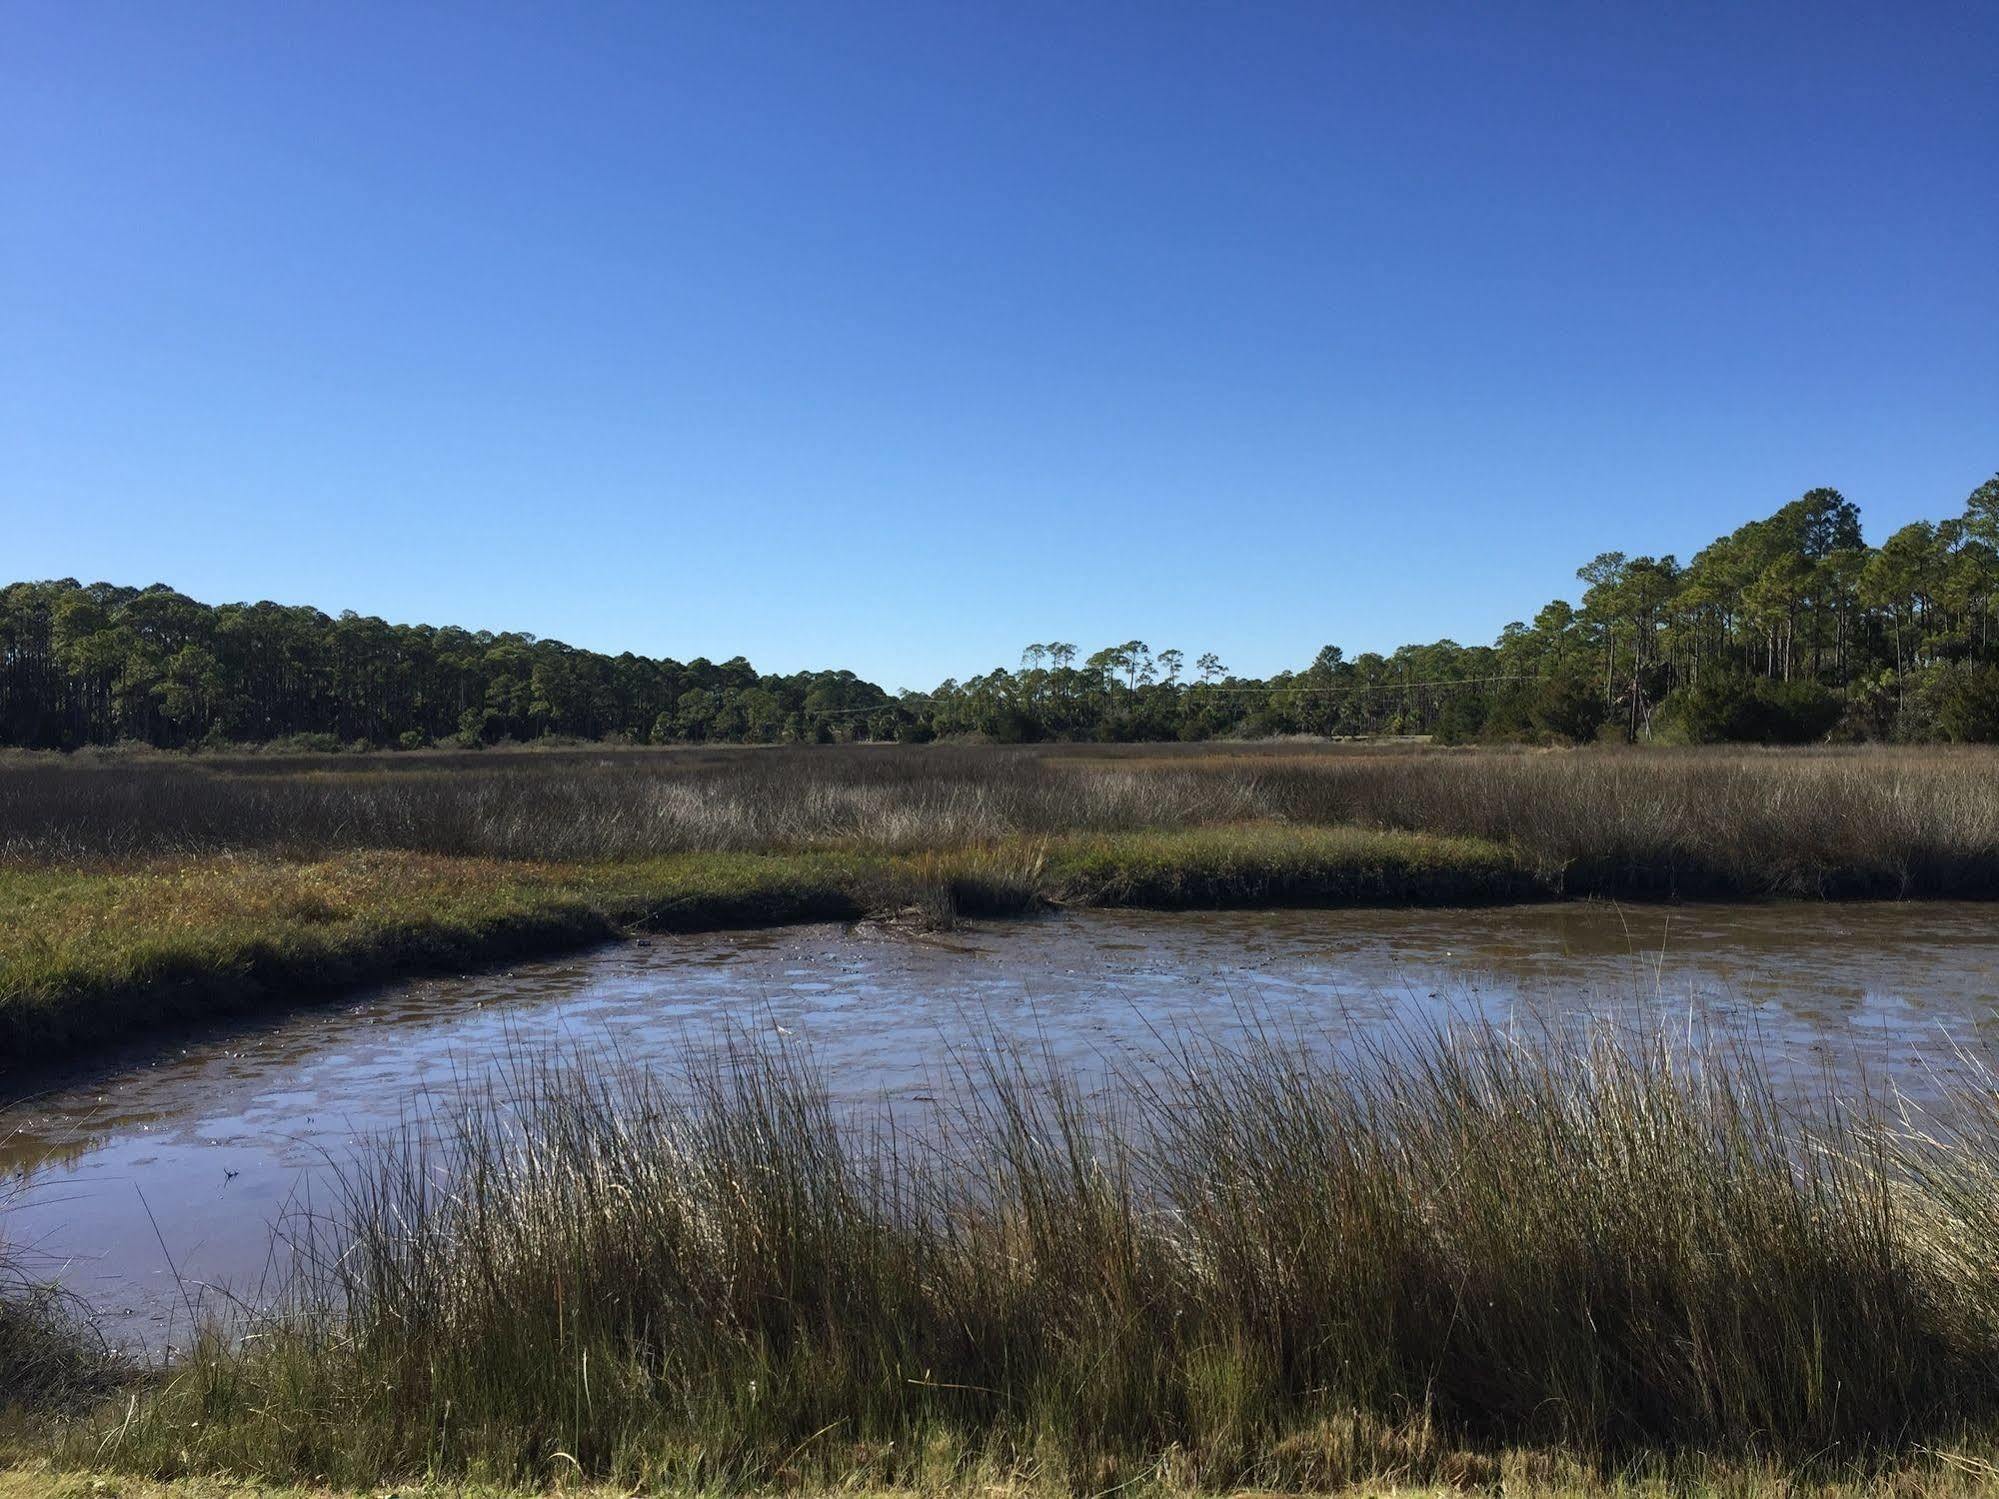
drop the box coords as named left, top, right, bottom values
left=0, top=1282, right=111, bottom=1418
left=73, top=1021, right=1999, bottom=1493
left=1, top=1208, right=117, bottom=1420
left=1045, top=824, right=1533, bottom=906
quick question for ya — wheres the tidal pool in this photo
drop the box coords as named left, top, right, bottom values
left=4, top=900, right=1997, bottom=1346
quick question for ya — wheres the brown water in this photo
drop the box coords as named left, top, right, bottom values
left=4, top=901, right=1998, bottom=1348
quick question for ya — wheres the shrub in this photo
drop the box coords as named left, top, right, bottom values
left=1663, top=676, right=1842, bottom=745
left=1934, top=663, right=1999, bottom=743
left=1835, top=670, right=1900, bottom=742
left=1430, top=694, right=1486, bottom=745
left=1527, top=672, right=1605, bottom=744
left=265, top=732, right=345, bottom=755
left=456, top=708, right=500, bottom=747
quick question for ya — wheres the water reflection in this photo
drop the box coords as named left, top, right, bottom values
left=3, top=900, right=1998, bottom=1345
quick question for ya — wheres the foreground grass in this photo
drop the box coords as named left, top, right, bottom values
left=28, top=1022, right=1999, bottom=1494
left=0, top=826, right=1527, bottom=1063
left=0, top=1463, right=659, bottom=1498
left=20, top=1465, right=1999, bottom=1499
left=0, top=1282, right=112, bottom=1417
left=0, top=1465, right=654, bottom=1498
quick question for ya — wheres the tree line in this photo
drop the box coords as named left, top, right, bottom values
left=4, top=473, right=1997, bottom=752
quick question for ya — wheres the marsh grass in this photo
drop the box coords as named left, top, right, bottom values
left=0, top=830, right=1538, bottom=1061
left=1, top=1189, right=117, bottom=1416
left=0, top=1284, right=111, bottom=1417
left=6, top=743, right=1998, bottom=897
left=25, top=1456, right=1999, bottom=1499
left=9, top=742, right=1999, bottom=1063
left=0, top=851, right=876, bottom=1059
left=1047, top=824, right=1535, bottom=906
left=82, top=1019, right=1999, bottom=1492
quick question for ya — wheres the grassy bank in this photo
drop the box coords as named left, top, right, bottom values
left=8, top=739, right=1999, bottom=1065
left=0, top=825, right=1527, bottom=1063
left=0, top=849, right=873, bottom=1060
left=33, top=1021, right=1999, bottom=1495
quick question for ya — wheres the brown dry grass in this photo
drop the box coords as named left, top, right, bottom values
left=6, top=744, right=1998, bottom=900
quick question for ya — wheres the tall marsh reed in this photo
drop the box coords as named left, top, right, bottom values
left=99, top=1019, right=1999, bottom=1490
left=0, top=1189, right=113, bottom=1414
left=7, top=743, right=1999, bottom=897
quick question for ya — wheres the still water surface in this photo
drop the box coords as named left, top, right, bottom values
left=4, top=901, right=1997, bottom=1346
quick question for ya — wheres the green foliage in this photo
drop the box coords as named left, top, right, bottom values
left=1663, top=676, right=1843, bottom=745
left=2, top=472, right=1996, bottom=750
left=450, top=708, right=488, bottom=747
left=1932, top=663, right=1999, bottom=743
left=1528, top=672, right=1605, bottom=744
left=0, top=583, right=893, bottom=752
left=1429, top=693, right=1486, bottom=744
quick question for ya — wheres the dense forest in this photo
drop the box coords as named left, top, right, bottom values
left=5, top=475, right=1998, bottom=751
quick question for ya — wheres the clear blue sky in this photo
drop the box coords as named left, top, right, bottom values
left=5, top=3, right=1994, bottom=690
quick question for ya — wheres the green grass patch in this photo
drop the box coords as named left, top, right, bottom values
left=0, top=851, right=870, bottom=1063
left=0, top=825, right=1542, bottom=1066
